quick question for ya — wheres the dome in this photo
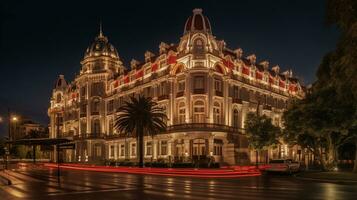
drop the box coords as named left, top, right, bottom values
left=184, top=8, right=212, bottom=34
left=54, top=75, right=67, bottom=89
left=83, top=29, right=119, bottom=59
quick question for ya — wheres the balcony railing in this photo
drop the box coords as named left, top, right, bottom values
left=158, top=94, right=169, bottom=101
left=91, top=111, right=99, bottom=115
left=193, top=88, right=205, bottom=94
left=215, top=90, right=223, bottom=97
left=73, top=133, right=104, bottom=140
left=166, top=123, right=243, bottom=134
left=232, top=98, right=243, bottom=104
left=176, top=91, right=184, bottom=97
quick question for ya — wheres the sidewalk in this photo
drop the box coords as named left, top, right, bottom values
left=44, top=163, right=262, bottom=178
left=295, top=171, right=357, bottom=184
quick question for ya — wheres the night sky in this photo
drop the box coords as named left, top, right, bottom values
left=0, top=0, right=339, bottom=137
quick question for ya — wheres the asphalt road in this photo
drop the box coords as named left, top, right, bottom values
left=1, top=167, right=357, bottom=200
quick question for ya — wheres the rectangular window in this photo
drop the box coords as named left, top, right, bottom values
left=213, top=145, right=222, bottom=155
left=107, top=100, right=114, bottom=113
left=146, top=142, right=152, bottom=156
left=160, top=141, right=167, bottom=155
left=233, top=86, right=239, bottom=98
left=81, top=86, right=86, bottom=97
left=178, top=80, right=185, bottom=91
left=214, top=79, right=222, bottom=92
left=120, top=144, right=125, bottom=156
left=194, top=76, right=204, bottom=89
left=110, top=145, right=115, bottom=158
left=144, top=87, right=152, bottom=97
left=159, top=82, right=167, bottom=96
left=131, top=143, right=136, bottom=156
left=178, top=108, right=185, bottom=124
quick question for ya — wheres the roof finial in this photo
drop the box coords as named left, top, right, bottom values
left=99, top=21, right=103, bottom=37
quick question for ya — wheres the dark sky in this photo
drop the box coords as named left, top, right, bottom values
left=0, top=0, right=339, bottom=137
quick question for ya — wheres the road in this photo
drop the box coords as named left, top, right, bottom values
left=0, top=167, right=356, bottom=200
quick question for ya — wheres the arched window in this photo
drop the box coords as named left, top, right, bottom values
left=193, top=100, right=205, bottom=123
left=215, top=65, right=224, bottom=74
left=233, top=109, right=239, bottom=128
left=213, top=102, right=221, bottom=124
left=193, top=38, right=204, bottom=54
left=178, top=102, right=186, bottom=124
left=91, top=99, right=100, bottom=113
left=93, top=119, right=100, bottom=135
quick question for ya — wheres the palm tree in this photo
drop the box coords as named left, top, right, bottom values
left=114, top=95, right=167, bottom=167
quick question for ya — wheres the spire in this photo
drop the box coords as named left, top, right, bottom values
left=99, top=21, right=103, bottom=38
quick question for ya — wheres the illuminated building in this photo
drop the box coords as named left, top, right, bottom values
left=48, top=9, right=304, bottom=164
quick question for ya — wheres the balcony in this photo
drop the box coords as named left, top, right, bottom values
left=73, top=133, right=104, bottom=140
left=232, top=98, right=243, bottom=104
left=104, top=134, right=123, bottom=140
left=80, top=113, right=87, bottom=118
left=91, top=111, right=99, bottom=115
left=193, top=88, right=205, bottom=94
left=263, top=105, right=272, bottom=111
left=158, top=94, right=169, bottom=101
left=167, top=123, right=243, bottom=134
left=176, top=91, right=184, bottom=97
left=215, top=90, right=223, bottom=97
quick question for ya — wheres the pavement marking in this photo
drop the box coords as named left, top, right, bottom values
left=46, top=186, right=139, bottom=196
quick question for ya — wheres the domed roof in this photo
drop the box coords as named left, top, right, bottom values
left=184, top=8, right=212, bottom=34
left=54, top=75, right=67, bottom=89
left=83, top=27, right=119, bottom=59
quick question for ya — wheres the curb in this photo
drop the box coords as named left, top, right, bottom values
left=294, top=174, right=357, bottom=184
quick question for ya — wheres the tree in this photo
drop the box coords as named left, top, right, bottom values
left=244, top=112, right=281, bottom=166
left=283, top=86, right=354, bottom=170
left=114, top=95, right=167, bottom=168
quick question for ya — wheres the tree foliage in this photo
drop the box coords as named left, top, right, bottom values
left=114, top=95, right=167, bottom=167
left=283, top=0, right=357, bottom=171
left=245, top=113, right=281, bottom=151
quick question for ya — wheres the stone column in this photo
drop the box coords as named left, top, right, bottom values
left=86, top=82, right=91, bottom=134
left=153, top=139, right=158, bottom=160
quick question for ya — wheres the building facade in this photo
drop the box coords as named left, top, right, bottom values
left=48, top=9, right=304, bottom=165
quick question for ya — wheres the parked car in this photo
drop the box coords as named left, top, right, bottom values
left=264, top=159, right=300, bottom=174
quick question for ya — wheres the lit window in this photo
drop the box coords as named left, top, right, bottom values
left=233, top=109, right=240, bottom=128
left=110, top=145, right=115, bottom=158
left=213, top=139, right=223, bottom=156
left=120, top=144, right=125, bottom=157
left=93, top=119, right=100, bottom=134
left=131, top=143, right=136, bottom=156
left=178, top=80, right=185, bottom=92
left=193, top=100, right=205, bottom=123
left=214, top=79, right=222, bottom=92
left=213, top=102, right=221, bottom=124
left=146, top=142, right=152, bottom=156
left=160, top=141, right=167, bottom=155
left=178, top=102, right=186, bottom=124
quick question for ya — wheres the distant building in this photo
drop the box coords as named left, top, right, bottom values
left=48, top=9, right=304, bottom=165
left=12, top=119, right=46, bottom=140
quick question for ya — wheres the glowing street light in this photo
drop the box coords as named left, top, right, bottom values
left=12, top=116, right=18, bottom=121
